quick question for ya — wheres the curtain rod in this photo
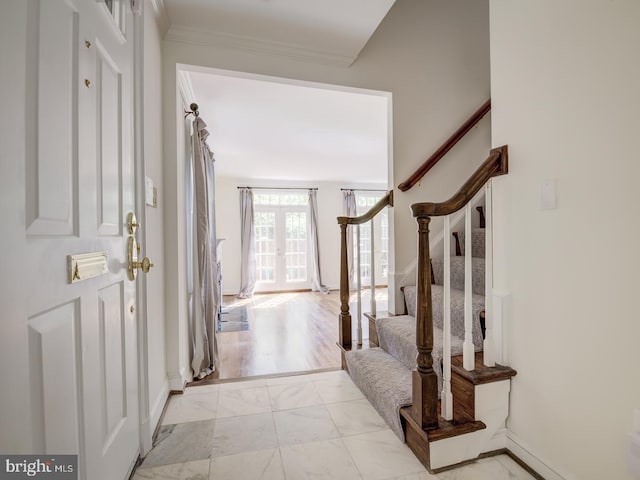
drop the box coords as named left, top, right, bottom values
left=340, top=188, right=387, bottom=192
left=237, top=186, right=318, bottom=191
left=184, top=102, right=199, bottom=119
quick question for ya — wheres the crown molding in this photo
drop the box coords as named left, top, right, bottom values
left=149, top=0, right=170, bottom=36
left=165, top=24, right=356, bottom=67
left=177, top=70, right=197, bottom=109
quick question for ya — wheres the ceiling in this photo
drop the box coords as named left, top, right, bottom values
left=163, top=0, right=397, bottom=65
left=187, top=71, right=389, bottom=183
left=164, top=1, right=396, bottom=184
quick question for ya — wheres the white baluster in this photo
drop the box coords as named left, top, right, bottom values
left=463, top=203, right=475, bottom=371
left=442, top=215, right=453, bottom=420
left=483, top=180, right=495, bottom=366
left=370, top=220, right=376, bottom=317
left=356, top=225, right=363, bottom=346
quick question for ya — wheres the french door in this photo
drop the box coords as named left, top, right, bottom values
left=254, top=205, right=310, bottom=292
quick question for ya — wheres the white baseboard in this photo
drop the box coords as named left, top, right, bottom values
left=168, top=368, right=187, bottom=392
left=506, top=431, right=568, bottom=480
left=139, top=416, right=152, bottom=455
left=150, top=378, right=170, bottom=433
left=482, top=426, right=508, bottom=453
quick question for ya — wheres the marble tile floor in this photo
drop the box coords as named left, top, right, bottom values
left=133, top=370, right=537, bottom=480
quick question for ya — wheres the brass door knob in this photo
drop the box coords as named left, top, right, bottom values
left=127, top=236, right=154, bottom=280
left=133, top=257, right=154, bottom=273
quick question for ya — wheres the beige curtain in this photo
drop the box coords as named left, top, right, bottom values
left=308, top=190, right=329, bottom=293
left=342, top=190, right=358, bottom=288
left=190, top=117, right=219, bottom=379
left=238, top=188, right=256, bottom=298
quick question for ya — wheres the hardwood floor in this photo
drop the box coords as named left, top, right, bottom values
left=198, top=288, right=387, bottom=381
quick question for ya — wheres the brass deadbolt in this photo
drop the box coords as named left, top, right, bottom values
left=127, top=212, right=140, bottom=235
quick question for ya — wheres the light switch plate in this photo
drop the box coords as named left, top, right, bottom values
left=145, top=176, right=156, bottom=207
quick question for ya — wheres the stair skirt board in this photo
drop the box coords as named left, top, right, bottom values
left=345, top=348, right=412, bottom=441
left=430, top=380, right=513, bottom=470
left=398, top=379, right=514, bottom=472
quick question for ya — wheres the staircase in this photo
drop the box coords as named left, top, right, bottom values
left=336, top=144, right=516, bottom=473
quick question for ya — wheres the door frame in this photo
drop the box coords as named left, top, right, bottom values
left=132, top=10, right=152, bottom=456
left=166, top=63, right=395, bottom=392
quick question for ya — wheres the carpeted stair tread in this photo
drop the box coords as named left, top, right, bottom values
left=345, top=347, right=412, bottom=441
left=376, top=315, right=464, bottom=396
left=455, top=228, right=485, bottom=258
left=431, top=256, right=485, bottom=296
left=402, top=285, right=484, bottom=349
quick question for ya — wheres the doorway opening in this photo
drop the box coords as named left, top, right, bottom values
left=179, top=65, right=393, bottom=382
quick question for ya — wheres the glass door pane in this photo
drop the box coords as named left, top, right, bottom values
left=255, top=211, right=276, bottom=284
left=285, top=211, right=307, bottom=283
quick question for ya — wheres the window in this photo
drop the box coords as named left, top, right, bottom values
left=354, top=193, right=389, bottom=284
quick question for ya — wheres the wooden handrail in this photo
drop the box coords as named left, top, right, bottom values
left=411, top=146, right=508, bottom=218
left=410, top=144, right=508, bottom=430
left=398, top=99, right=491, bottom=192
left=337, top=189, right=394, bottom=349
left=337, top=190, right=394, bottom=225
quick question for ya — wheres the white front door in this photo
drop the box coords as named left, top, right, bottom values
left=0, top=1, right=139, bottom=479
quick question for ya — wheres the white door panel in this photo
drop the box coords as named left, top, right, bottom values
left=1, top=1, right=139, bottom=479
left=27, top=301, right=81, bottom=455
left=25, top=0, right=79, bottom=236
left=96, top=41, right=124, bottom=236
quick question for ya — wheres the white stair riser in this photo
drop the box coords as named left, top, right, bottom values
left=429, top=380, right=511, bottom=470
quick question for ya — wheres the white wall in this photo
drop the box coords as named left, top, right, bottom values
left=143, top=0, right=169, bottom=432
left=490, top=2, right=640, bottom=479
left=162, top=0, right=491, bottom=379
left=216, top=178, right=386, bottom=294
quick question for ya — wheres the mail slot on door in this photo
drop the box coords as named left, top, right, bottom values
left=68, top=251, right=109, bottom=284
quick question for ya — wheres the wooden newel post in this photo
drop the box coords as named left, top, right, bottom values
left=338, top=222, right=352, bottom=348
left=412, top=215, right=439, bottom=430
